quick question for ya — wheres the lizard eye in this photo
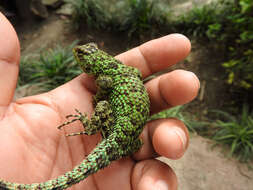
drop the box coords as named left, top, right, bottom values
left=74, top=47, right=87, bottom=58
left=85, top=43, right=98, bottom=54
left=74, top=43, right=98, bottom=57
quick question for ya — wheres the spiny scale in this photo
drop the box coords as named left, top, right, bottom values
left=0, top=43, right=150, bottom=189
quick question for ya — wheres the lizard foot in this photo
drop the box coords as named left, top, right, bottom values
left=57, top=109, right=88, bottom=130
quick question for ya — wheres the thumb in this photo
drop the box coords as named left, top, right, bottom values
left=0, top=12, right=20, bottom=109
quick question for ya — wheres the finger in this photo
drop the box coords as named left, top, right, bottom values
left=146, top=69, right=200, bottom=114
left=0, top=13, right=20, bottom=107
left=132, top=159, right=177, bottom=190
left=42, top=35, right=191, bottom=116
left=134, top=118, right=189, bottom=160
left=116, top=34, right=191, bottom=78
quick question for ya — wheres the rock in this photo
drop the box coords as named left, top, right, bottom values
left=56, top=3, right=73, bottom=16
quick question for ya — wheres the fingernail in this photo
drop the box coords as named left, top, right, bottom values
left=189, top=71, right=200, bottom=89
left=171, top=127, right=187, bottom=151
left=155, top=180, right=169, bottom=190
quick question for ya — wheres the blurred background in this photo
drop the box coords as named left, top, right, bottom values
left=1, top=0, right=252, bottom=189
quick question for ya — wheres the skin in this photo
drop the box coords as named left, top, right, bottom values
left=0, top=12, right=199, bottom=190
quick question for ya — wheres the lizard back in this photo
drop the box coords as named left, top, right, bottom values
left=0, top=43, right=150, bottom=190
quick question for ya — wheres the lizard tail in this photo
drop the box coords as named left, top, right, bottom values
left=0, top=138, right=114, bottom=190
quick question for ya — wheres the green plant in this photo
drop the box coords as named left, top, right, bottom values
left=149, top=105, right=202, bottom=132
left=175, top=0, right=253, bottom=104
left=18, top=56, right=37, bottom=87
left=67, top=0, right=168, bottom=38
left=212, top=105, right=253, bottom=162
left=222, top=49, right=253, bottom=89
left=121, top=0, right=166, bottom=37
left=122, top=0, right=154, bottom=37
left=66, top=0, right=111, bottom=29
left=18, top=42, right=81, bottom=91
left=177, top=3, right=222, bottom=37
left=31, top=42, right=81, bottom=90
left=219, top=0, right=253, bottom=91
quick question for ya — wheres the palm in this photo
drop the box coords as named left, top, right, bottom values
left=0, top=79, right=135, bottom=189
left=0, top=12, right=199, bottom=190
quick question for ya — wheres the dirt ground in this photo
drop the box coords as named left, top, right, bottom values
left=159, top=134, right=253, bottom=190
left=11, top=7, right=253, bottom=190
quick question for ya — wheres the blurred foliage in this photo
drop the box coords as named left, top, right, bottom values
left=176, top=0, right=253, bottom=95
left=67, top=0, right=168, bottom=38
left=211, top=104, right=253, bottom=162
left=149, top=105, right=211, bottom=133
left=65, top=0, right=111, bottom=29
left=120, top=0, right=167, bottom=38
left=173, top=0, right=253, bottom=161
left=18, top=41, right=81, bottom=91
left=67, top=0, right=252, bottom=93
left=17, top=0, right=253, bottom=162
left=18, top=56, right=37, bottom=87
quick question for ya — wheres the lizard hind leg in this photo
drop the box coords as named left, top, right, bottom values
left=58, top=100, right=114, bottom=137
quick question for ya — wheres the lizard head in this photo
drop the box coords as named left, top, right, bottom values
left=73, top=43, right=123, bottom=76
left=73, top=43, right=100, bottom=74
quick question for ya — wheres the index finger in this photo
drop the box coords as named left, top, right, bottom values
left=116, top=34, right=191, bottom=78
left=0, top=12, right=20, bottom=108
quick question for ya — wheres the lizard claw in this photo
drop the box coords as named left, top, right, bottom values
left=66, top=131, right=87, bottom=137
left=57, top=109, right=87, bottom=130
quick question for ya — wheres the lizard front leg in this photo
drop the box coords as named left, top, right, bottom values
left=58, top=100, right=114, bottom=137
left=93, top=75, right=113, bottom=105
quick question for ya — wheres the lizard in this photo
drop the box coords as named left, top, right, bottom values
left=0, top=43, right=150, bottom=190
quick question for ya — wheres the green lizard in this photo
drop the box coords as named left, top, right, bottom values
left=0, top=43, right=150, bottom=190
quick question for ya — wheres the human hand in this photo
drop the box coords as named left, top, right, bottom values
left=0, top=12, right=199, bottom=190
